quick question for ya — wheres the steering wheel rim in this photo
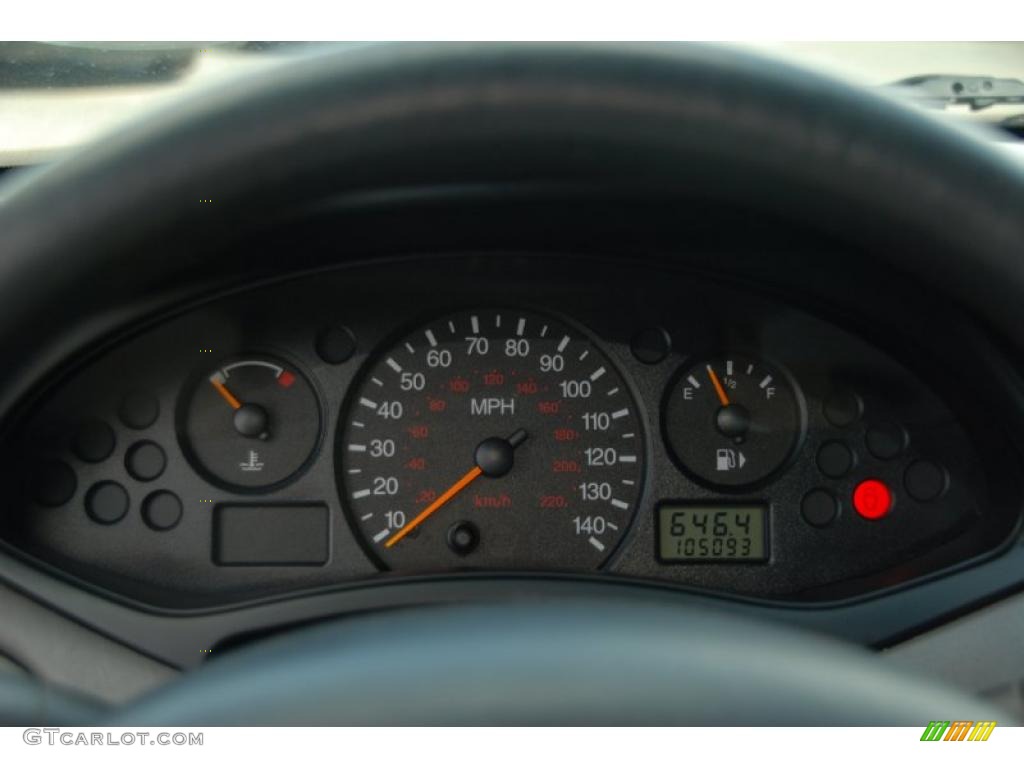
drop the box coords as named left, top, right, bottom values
left=2, top=43, right=1024, bottom=417
left=111, top=599, right=1010, bottom=725
left=1, top=42, right=1022, bottom=724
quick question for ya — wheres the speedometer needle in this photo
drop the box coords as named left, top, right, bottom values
left=384, top=429, right=528, bottom=548
left=385, top=465, right=483, bottom=548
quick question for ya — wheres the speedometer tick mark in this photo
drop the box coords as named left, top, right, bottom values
left=371, top=377, right=384, bottom=386
left=610, top=499, right=629, bottom=510
left=359, top=398, right=378, bottom=409
left=557, top=335, right=570, bottom=352
left=516, top=317, right=526, bottom=336
left=540, top=324, right=548, bottom=337
left=386, top=358, right=403, bottom=373
left=606, top=387, right=619, bottom=396
left=471, top=315, right=480, bottom=333
left=353, top=489, right=372, bottom=499
left=425, top=330, right=438, bottom=347
left=348, top=444, right=367, bottom=452
left=589, top=366, right=605, bottom=381
left=405, top=343, right=415, bottom=354
left=373, top=529, right=391, bottom=543
left=612, top=408, right=629, bottom=419
left=588, top=537, right=606, bottom=552
left=360, top=513, right=374, bottom=521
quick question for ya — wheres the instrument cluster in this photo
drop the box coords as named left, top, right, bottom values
left=0, top=255, right=1017, bottom=608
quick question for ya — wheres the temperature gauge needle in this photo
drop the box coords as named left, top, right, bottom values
left=210, top=372, right=271, bottom=439
left=385, top=429, right=528, bottom=548
left=210, top=375, right=242, bottom=410
left=707, top=365, right=731, bottom=407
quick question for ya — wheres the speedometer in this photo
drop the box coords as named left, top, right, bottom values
left=339, top=309, right=645, bottom=571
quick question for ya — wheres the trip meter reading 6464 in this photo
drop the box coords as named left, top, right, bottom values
left=339, top=310, right=645, bottom=571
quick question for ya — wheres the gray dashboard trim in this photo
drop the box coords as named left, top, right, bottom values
left=0, top=582, right=175, bottom=704
left=885, top=586, right=1024, bottom=719
left=1, top=540, right=1022, bottom=671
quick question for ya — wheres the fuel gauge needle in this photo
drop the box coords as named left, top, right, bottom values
left=707, top=365, right=731, bottom=407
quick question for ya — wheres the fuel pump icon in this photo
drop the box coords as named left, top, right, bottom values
left=716, top=448, right=746, bottom=472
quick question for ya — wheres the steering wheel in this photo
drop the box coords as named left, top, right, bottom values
left=1, top=43, right=1021, bottom=725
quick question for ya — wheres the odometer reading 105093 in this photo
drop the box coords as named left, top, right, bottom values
left=340, top=309, right=644, bottom=571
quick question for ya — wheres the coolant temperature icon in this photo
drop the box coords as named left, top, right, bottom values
left=239, top=451, right=265, bottom=472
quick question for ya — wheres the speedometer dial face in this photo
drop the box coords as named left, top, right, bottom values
left=340, top=310, right=645, bottom=571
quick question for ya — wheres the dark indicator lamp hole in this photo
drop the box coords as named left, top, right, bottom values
left=447, top=521, right=480, bottom=556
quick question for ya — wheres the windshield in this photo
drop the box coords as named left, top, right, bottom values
left=1, top=41, right=1023, bottom=165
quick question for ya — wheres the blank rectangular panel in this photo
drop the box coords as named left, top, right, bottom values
left=214, top=504, right=329, bottom=566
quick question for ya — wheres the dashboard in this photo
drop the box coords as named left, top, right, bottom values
left=4, top=40, right=1024, bottom=726
left=1, top=253, right=1019, bottom=610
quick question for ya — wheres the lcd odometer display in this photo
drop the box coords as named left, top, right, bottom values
left=658, top=504, right=767, bottom=561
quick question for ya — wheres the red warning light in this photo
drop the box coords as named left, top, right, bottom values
left=277, top=370, right=296, bottom=389
left=853, top=479, right=892, bottom=520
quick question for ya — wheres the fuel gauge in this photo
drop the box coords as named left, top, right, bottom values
left=178, top=356, right=321, bottom=491
left=664, top=355, right=803, bottom=489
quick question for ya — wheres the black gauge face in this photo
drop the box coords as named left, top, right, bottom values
left=664, top=355, right=802, bottom=488
left=179, top=356, right=321, bottom=490
left=340, top=309, right=645, bottom=571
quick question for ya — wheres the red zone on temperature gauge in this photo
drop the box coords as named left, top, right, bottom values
left=339, top=310, right=645, bottom=572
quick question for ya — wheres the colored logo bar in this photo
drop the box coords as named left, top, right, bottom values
left=920, top=721, right=997, bottom=741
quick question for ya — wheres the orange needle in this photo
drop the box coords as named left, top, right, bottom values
left=385, top=465, right=483, bottom=548
left=210, top=376, right=242, bottom=410
left=707, top=365, right=730, bottom=407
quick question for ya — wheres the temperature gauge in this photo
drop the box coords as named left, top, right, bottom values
left=178, top=355, right=321, bottom=491
left=664, top=355, right=803, bottom=488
